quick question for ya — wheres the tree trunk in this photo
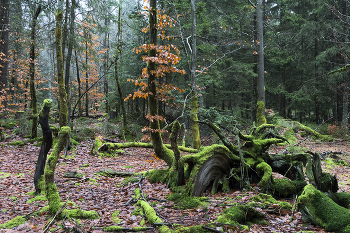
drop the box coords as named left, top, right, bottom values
left=115, top=4, right=127, bottom=131
left=29, top=5, right=42, bottom=138
left=85, top=40, right=89, bottom=117
left=34, top=100, right=53, bottom=194
left=75, top=50, right=82, bottom=117
left=0, top=0, right=9, bottom=117
left=257, top=0, right=265, bottom=105
left=190, top=0, right=201, bottom=149
left=148, top=0, right=174, bottom=167
left=56, top=3, right=68, bottom=128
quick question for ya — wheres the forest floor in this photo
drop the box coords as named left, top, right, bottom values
left=1, top=122, right=350, bottom=232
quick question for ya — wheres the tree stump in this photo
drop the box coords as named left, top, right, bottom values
left=34, top=99, right=53, bottom=194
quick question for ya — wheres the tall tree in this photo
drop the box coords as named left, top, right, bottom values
left=148, top=0, right=174, bottom=166
left=0, top=0, right=9, bottom=117
left=29, top=4, right=42, bottom=138
left=115, top=3, right=127, bottom=131
left=190, top=0, right=201, bottom=149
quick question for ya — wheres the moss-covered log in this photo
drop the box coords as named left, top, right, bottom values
left=297, top=184, right=350, bottom=232
left=97, top=140, right=198, bottom=154
left=134, top=188, right=172, bottom=233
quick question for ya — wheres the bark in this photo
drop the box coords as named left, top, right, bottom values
left=257, top=0, right=265, bottom=105
left=169, top=121, right=181, bottom=170
left=103, top=16, right=109, bottom=114
left=0, top=0, right=9, bottom=117
left=85, top=40, right=89, bottom=117
left=115, top=5, right=127, bottom=131
left=148, top=0, right=174, bottom=167
left=56, top=6, right=68, bottom=127
left=75, top=50, right=82, bottom=117
left=29, top=5, right=42, bottom=138
left=34, top=99, right=53, bottom=194
left=190, top=0, right=201, bottom=149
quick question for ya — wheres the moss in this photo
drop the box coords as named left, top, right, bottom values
left=103, top=226, right=153, bottom=232
left=272, top=178, right=307, bottom=198
left=131, top=206, right=143, bottom=216
left=216, top=204, right=266, bottom=226
left=297, top=184, right=350, bottom=232
left=251, top=193, right=278, bottom=204
left=146, top=169, right=169, bottom=184
left=332, top=192, right=350, bottom=208
left=0, top=215, right=26, bottom=229
left=8, top=140, right=26, bottom=146
left=39, top=99, right=52, bottom=118
left=180, top=144, right=238, bottom=168
left=176, top=225, right=212, bottom=232
left=3, top=122, right=16, bottom=129
left=190, top=95, right=201, bottom=149
left=167, top=193, right=207, bottom=209
left=292, top=121, right=333, bottom=142
left=26, top=195, right=47, bottom=204
left=0, top=172, right=11, bottom=178
left=64, top=209, right=99, bottom=219
left=319, top=172, right=338, bottom=193
left=256, top=101, right=267, bottom=127
left=283, top=129, right=297, bottom=144
left=256, top=162, right=273, bottom=192
left=136, top=200, right=172, bottom=232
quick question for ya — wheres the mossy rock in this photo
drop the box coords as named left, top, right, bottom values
left=298, top=184, right=350, bottom=232
left=273, top=178, right=306, bottom=198
left=167, top=193, right=207, bottom=209
left=216, top=204, right=267, bottom=225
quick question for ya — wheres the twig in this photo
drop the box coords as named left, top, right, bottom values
left=290, top=195, right=298, bottom=222
left=43, top=201, right=67, bottom=233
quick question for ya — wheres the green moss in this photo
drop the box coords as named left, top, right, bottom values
left=273, top=178, right=306, bottom=198
left=26, top=195, right=47, bottom=204
left=332, top=192, right=350, bottom=208
left=131, top=206, right=143, bottom=216
left=167, top=193, right=207, bottom=209
left=176, top=225, right=212, bottom=232
left=297, top=184, right=350, bottom=232
left=39, top=99, right=52, bottom=119
left=103, top=226, right=153, bottom=232
left=8, top=140, right=26, bottom=146
left=256, top=162, right=273, bottom=192
left=63, top=209, right=99, bottom=220
left=136, top=200, right=171, bottom=232
left=256, top=101, right=267, bottom=127
left=0, top=215, right=26, bottom=229
left=0, top=172, right=11, bottom=178
left=292, top=121, right=333, bottom=142
left=283, top=129, right=297, bottom=144
left=216, top=204, right=266, bottom=226
left=3, top=122, right=16, bottom=129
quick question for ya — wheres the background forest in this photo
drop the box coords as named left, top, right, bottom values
left=2, top=0, right=350, bottom=233
left=1, top=0, right=350, bottom=130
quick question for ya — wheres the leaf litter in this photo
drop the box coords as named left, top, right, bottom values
left=1, top=129, right=349, bottom=232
